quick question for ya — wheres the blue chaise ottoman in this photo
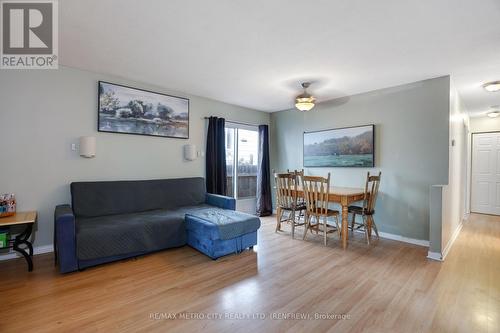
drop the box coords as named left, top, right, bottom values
left=185, top=208, right=261, bottom=259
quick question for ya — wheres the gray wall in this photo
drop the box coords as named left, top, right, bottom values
left=0, top=66, right=270, bottom=248
left=270, top=76, right=450, bottom=241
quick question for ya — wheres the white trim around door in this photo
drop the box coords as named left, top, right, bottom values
left=471, top=132, right=500, bottom=215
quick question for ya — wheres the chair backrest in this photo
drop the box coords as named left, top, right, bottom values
left=275, top=173, right=299, bottom=209
left=287, top=169, right=304, bottom=177
left=301, top=173, right=331, bottom=216
left=363, top=172, right=381, bottom=213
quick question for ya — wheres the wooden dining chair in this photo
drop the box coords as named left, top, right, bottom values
left=287, top=169, right=306, bottom=212
left=301, top=173, right=340, bottom=246
left=348, top=171, right=382, bottom=244
left=274, top=172, right=306, bottom=239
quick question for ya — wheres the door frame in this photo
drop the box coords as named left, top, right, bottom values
left=469, top=131, right=500, bottom=215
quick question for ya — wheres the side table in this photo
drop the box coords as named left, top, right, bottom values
left=0, top=211, right=37, bottom=271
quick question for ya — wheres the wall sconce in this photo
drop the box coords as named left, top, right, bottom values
left=79, top=136, right=96, bottom=158
left=184, top=144, right=197, bottom=161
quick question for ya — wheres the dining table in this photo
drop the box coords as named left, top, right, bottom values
left=292, top=186, right=367, bottom=249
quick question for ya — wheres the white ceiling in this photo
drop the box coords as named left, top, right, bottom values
left=60, top=0, right=500, bottom=115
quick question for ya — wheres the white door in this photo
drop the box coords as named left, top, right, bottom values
left=471, top=132, right=500, bottom=215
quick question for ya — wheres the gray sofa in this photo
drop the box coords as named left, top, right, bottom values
left=54, top=177, right=237, bottom=273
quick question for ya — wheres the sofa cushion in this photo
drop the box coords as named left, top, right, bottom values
left=76, top=204, right=211, bottom=260
left=71, top=177, right=206, bottom=218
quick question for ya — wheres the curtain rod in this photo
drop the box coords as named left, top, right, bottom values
left=203, top=117, right=260, bottom=127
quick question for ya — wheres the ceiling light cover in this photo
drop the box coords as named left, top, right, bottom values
left=483, top=81, right=500, bottom=92
left=487, top=111, right=500, bottom=118
left=295, top=82, right=316, bottom=111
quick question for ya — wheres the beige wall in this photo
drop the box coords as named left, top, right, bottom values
left=435, top=83, right=469, bottom=257
left=469, top=116, right=500, bottom=133
left=0, top=66, right=270, bottom=249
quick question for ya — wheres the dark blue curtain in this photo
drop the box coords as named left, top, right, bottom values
left=206, top=117, right=227, bottom=195
left=256, top=125, right=272, bottom=216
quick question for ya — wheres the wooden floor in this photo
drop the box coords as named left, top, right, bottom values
left=0, top=214, right=499, bottom=333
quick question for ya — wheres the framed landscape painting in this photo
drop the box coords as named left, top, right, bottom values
left=98, top=81, right=189, bottom=139
left=304, top=125, right=375, bottom=167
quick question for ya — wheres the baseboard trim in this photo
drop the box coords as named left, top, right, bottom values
left=0, top=244, right=53, bottom=261
left=352, top=229, right=429, bottom=247
left=427, top=251, right=443, bottom=261
left=377, top=231, right=429, bottom=247
left=441, top=219, right=464, bottom=260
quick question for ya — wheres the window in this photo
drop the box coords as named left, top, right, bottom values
left=225, top=124, right=259, bottom=199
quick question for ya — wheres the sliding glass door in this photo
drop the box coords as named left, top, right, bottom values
left=225, top=127, right=236, bottom=197
left=225, top=123, right=259, bottom=200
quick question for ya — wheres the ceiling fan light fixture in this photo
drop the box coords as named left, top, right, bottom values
left=295, top=82, right=316, bottom=111
left=483, top=81, right=500, bottom=92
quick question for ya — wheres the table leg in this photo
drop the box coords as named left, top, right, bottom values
left=342, top=205, right=349, bottom=249
left=13, top=224, right=34, bottom=272
left=367, top=215, right=373, bottom=239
